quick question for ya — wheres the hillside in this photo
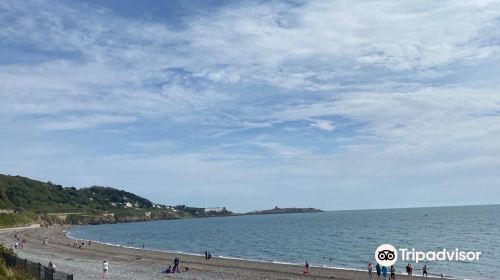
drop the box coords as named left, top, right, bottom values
left=0, top=174, right=232, bottom=227
left=243, top=206, right=323, bottom=215
left=0, top=174, right=153, bottom=213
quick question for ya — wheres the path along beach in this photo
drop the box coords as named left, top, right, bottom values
left=0, top=226, right=445, bottom=280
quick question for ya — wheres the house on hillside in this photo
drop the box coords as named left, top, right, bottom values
left=204, top=207, right=224, bottom=212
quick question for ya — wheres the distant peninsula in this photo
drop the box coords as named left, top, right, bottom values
left=242, top=206, right=323, bottom=215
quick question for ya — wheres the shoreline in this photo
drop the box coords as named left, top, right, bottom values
left=67, top=229, right=368, bottom=273
left=65, top=225, right=461, bottom=280
left=0, top=226, right=457, bottom=280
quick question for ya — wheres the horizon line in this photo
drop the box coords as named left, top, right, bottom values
left=320, top=203, right=500, bottom=213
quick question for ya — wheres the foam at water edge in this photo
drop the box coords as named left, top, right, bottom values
left=66, top=230, right=205, bottom=257
left=68, top=230, right=347, bottom=271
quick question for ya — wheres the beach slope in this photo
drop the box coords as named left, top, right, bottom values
left=0, top=227, right=443, bottom=280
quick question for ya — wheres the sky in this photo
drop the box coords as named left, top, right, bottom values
left=1, top=0, right=500, bottom=212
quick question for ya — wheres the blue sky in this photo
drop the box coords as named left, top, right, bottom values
left=1, top=0, right=500, bottom=212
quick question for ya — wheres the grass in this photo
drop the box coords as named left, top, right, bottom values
left=0, top=213, right=36, bottom=229
left=0, top=244, right=35, bottom=280
left=0, top=261, right=34, bottom=280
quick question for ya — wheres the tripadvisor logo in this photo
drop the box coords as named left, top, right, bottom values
left=375, top=244, right=398, bottom=266
left=375, top=244, right=482, bottom=266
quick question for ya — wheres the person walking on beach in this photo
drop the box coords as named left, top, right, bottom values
left=390, top=265, right=396, bottom=279
left=382, top=266, right=388, bottom=280
left=102, top=260, right=109, bottom=279
left=368, top=262, right=373, bottom=278
left=409, top=264, right=413, bottom=276
left=376, top=263, right=381, bottom=279
left=303, top=260, right=310, bottom=276
left=173, top=257, right=180, bottom=272
left=205, top=250, right=208, bottom=259
left=48, top=261, right=56, bottom=273
left=422, top=265, right=428, bottom=278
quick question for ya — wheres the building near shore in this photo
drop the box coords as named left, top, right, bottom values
left=204, top=207, right=224, bottom=212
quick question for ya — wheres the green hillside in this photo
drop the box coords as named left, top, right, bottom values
left=0, top=174, right=232, bottom=227
left=0, top=174, right=153, bottom=213
left=243, top=206, right=323, bottom=215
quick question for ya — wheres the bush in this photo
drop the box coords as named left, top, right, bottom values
left=0, top=260, right=35, bottom=280
left=0, top=244, right=34, bottom=280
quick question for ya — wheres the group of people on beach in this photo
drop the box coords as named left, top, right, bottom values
left=368, top=262, right=429, bottom=279
left=367, top=263, right=396, bottom=279
left=204, top=250, right=212, bottom=259
left=13, top=234, right=26, bottom=249
left=405, top=263, right=414, bottom=276
left=71, top=240, right=90, bottom=249
left=163, top=256, right=189, bottom=274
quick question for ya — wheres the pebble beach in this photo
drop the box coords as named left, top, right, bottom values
left=0, top=225, right=446, bottom=280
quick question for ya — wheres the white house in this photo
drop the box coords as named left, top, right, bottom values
left=204, top=207, right=224, bottom=212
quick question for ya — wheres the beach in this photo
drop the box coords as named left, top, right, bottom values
left=0, top=226, right=442, bottom=280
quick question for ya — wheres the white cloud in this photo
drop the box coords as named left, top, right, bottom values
left=1, top=0, right=499, bottom=126
left=1, top=0, right=500, bottom=209
left=273, top=86, right=500, bottom=146
left=310, top=120, right=335, bottom=131
left=180, top=0, right=500, bottom=85
left=38, top=114, right=137, bottom=130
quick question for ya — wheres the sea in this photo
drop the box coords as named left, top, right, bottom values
left=68, top=205, right=499, bottom=280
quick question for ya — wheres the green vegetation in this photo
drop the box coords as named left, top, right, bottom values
left=0, top=174, right=152, bottom=213
left=0, top=244, right=34, bottom=280
left=0, top=260, right=33, bottom=280
left=243, top=206, right=323, bottom=215
left=0, top=174, right=233, bottom=227
left=0, top=213, right=36, bottom=229
left=174, top=205, right=232, bottom=217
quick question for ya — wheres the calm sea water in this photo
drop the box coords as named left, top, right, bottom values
left=68, top=205, right=499, bottom=280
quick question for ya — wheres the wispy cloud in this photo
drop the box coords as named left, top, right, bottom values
left=1, top=0, right=500, bottom=210
left=310, top=120, right=335, bottom=131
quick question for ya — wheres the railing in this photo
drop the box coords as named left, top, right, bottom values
left=1, top=252, right=73, bottom=280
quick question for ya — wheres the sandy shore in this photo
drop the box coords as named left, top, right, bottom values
left=0, top=226, right=445, bottom=280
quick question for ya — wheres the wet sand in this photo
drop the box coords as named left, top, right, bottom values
left=0, top=226, right=445, bottom=280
